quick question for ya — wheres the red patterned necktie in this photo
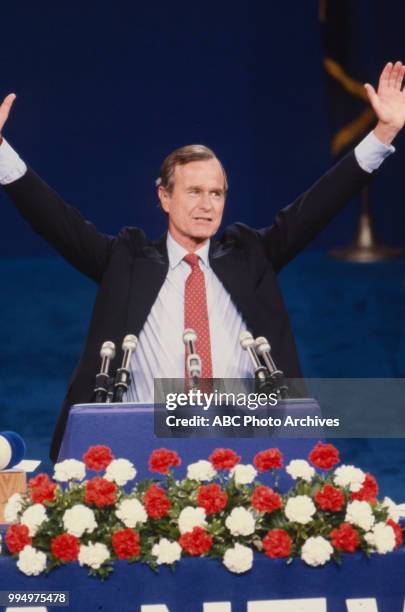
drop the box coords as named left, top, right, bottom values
left=183, top=253, right=213, bottom=381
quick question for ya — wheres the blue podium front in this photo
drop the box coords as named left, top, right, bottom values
left=2, top=401, right=405, bottom=611
left=0, top=551, right=405, bottom=611
left=58, top=401, right=323, bottom=487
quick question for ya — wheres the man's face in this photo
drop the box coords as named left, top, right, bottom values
left=158, top=158, right=226, bottom=250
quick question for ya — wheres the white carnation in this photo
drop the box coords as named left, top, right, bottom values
left=286, top=459, right=315, bottom=482
left=345, top=500, right=375, bottom=531
left=152, top=538, right=182, bottom=565
left=4, top=493, right=24, bottom=523
left=78, top=542, right=110, bottom=569
left=225, top=507, right=255, bottom=536
left=223, top=543, right=253, bottom=574
left=334, top=465, right=365, bottom=492
left=20, top=504, right=47, bottom=536
left=187, top=460, right=217, bottom=482
left=105, top=459, right=137, bottom=486
left=53, top=459, right=86, bottom=482
left=285, top=495, right=316, bottom=525
left=17, top=545, right=47, bottom=576
left=382, top=496, right=400, bottom=522
left=230, top=464, right=257, bottom=485
left=301, top=536, right=333, bottom=567
left=63, top=504, right=97, bottom=537
left=178, top=506, right=207, bottom=534
left=115, top=498, right=148, bottom=528
left=365, top=522, right=396, bottom=554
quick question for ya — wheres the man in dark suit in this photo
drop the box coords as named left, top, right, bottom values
left=1, top=61, right=404, bottom=462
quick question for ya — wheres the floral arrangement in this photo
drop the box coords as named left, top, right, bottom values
left=1, top=442, right=403, bottom=579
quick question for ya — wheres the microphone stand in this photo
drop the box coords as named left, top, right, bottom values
left=113, top=369, right=131, bottom=402
left=183, top=329, right=202, bottom=390
left=93, top=341, right=116, bottom=403
left=240, top=331, right=273, bottom=393
left=113, top=334, right=138, bottom=402
left=255, top=336, right=289, bottom=399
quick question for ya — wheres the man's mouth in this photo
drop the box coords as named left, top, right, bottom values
left=193, top=217, right=212, bottom=222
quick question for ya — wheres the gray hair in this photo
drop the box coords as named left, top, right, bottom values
left=155, top=144, right=228, bottom=194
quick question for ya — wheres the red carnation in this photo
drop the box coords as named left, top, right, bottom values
left=197, top=484, right=228, bottom=515
left=350, top=473, right=378, bottom=503
left=209, top=448, right=240, bottom=470
left=85, top=476, right=117, bottom=508
left=315, top=484, right=345, bottom=512
left=262, top=529, right=292, bottom=558
left=51, top=533, right=79, bottom=562
left=253, top=448, right=283, bottom=472
left=148, top=448, right=181, bottom=474
left=83, top=445, right=114, bottom=471
left=179, top=526, right=212, bottom=556
left=112, top=528, right=141, bottom=559
left=251, top=486, right=282, bottom=513
left=309, top=442, right=340, bottom=470
left=143, top=484, right=171, bottom=519
left=5, top=524, right=32, bottom=554
left=330, top=523, right=360, bottom=553
left=28, top=473, right=57, bottom=504
left=387, top=519, right=403, bottom=548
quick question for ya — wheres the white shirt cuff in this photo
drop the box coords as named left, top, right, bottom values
left=0, top=138, right=27, bottom=184
left=354, top=130, right=395, bottom=173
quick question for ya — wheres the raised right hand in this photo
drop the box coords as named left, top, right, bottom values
left=0, top=93, right=16, bottom=135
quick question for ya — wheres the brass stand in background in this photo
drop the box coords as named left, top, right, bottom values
left=329, top=186, right=403, bottom=262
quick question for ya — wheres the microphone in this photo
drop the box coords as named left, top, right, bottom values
left=254, top=336, right=289, bottom=399
left=239, top=331, right=268, bottom=386
left=183, top=328, right=197, bottom=355
left=93, top=341, right=116, bottom=403
left=183, top=329, right=202, bottom=387
left=113, top=334, right=138, bottom=402
left=0, top=431, right=26, bottom=470
left=254, top=336, right=277, bottom=373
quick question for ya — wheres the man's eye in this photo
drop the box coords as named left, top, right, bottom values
left=212, top=191, right=221, bottom=197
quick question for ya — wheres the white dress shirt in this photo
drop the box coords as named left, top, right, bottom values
left=0, top=133, right=395, bottom=401
left=125, top=232, right=253, bottom=401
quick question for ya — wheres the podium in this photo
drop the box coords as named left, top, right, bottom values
left=1, top=400, right=405, bottom=611
left=58, top=400, right=323, bottom=488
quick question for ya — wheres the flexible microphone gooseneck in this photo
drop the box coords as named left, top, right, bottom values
left=93, top=341, right=116, bottom=403
left=183, top=328, right=202, bottom=387
left=113, top=334, right=138, bottom=402
left=254, top=336, right=289, bottom=399
left=239, top=330, right=268, bottom=387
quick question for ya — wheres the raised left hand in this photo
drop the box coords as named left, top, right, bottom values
left=365, top=61, right=405, bottom=144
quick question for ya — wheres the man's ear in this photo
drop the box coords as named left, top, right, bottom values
left=158, top=186, right=170, bottom=214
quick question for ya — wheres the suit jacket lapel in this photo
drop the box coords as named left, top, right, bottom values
left=209, top=239, right=254, bottom=324
left=125, top=233, right=169, bottom=335
left=126, top=232, right=255, bottom=337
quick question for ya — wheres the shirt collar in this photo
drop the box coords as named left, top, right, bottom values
left=167, top=232, right=210, bottom=270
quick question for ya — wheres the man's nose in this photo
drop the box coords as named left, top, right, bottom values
left=200, top=193, right=213, bottom=209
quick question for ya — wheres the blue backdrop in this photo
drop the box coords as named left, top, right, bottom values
left=1, top=0, right=405, bottom=255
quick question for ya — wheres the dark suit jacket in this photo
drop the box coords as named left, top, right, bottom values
left=4, top=151, right=374, bottom=461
